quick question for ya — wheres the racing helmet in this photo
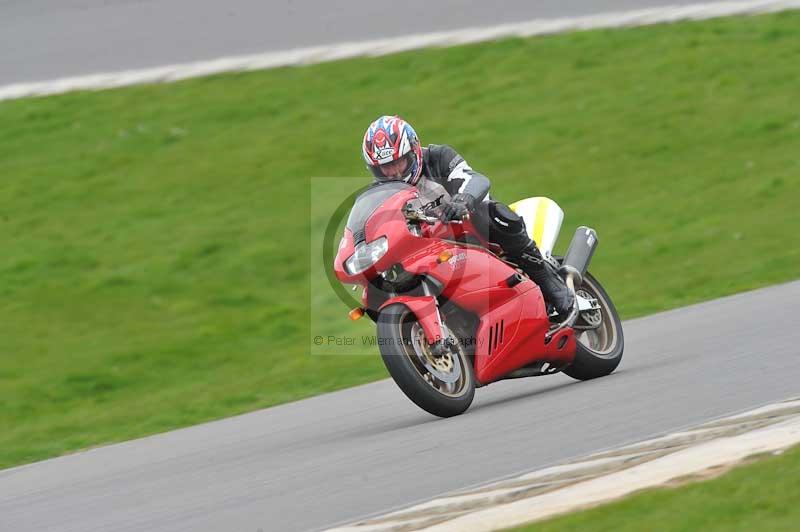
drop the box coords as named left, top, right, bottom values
left=362, top=115, right=423, bottom=185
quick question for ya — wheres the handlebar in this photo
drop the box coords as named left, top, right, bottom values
left=403, top=203, right=468, bottom=225
left=403, top=205, right=439, bottom=224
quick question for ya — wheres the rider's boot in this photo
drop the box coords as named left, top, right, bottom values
left=514, top=243, right=575, bottom=318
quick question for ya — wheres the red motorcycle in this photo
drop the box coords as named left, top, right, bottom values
left=334, top=182, right=623, bottom=417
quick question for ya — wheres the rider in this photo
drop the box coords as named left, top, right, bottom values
left=361, top=115, right=574, bottom=317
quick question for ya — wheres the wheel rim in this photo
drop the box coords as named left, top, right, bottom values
left=398, top=313, right=470, bottom=398
left=575, top=277, right=619, bottom=358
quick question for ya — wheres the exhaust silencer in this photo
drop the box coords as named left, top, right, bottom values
left=560, top=226, right=599, bottom=287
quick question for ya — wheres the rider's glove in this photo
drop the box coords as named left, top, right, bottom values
left=441, top=193, right=476, bottom=222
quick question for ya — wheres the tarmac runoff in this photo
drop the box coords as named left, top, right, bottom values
left=1, top=0, right=800, bottom=102
left=328, top=397, right=800, bottom=532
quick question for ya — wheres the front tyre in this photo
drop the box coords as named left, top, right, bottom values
left=377, top=304, right=475, bottom=417
left=563, top=271, right=624, bottom=381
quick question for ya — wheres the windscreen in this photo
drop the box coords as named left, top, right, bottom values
left=345, top=182, right=412, bottom=241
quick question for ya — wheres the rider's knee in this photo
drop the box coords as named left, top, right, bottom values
left=488, top=202, right=525, bottom=234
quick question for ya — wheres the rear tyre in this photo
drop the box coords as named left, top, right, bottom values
left=377, top=304, right=475, bottom=417
left=563, top=271, right=624, bottom=381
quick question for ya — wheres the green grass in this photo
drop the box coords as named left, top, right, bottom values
left=1, top=12, right=799, bottom=468
left=509, top=445, right=800, bottom=532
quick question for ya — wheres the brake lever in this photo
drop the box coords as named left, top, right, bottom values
left=404, top=205, right=439, bottom=225
left=406, top=204, right=470, bottom=225
left=418, top=207, right=442, bottom=225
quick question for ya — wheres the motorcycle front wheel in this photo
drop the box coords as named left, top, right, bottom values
left=377, top=304, right=475, bottom=417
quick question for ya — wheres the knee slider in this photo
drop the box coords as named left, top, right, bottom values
left=488, top=202, right=525, bottom=234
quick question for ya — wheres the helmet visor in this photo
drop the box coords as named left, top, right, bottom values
left=369, top=150, right=416, bottom=182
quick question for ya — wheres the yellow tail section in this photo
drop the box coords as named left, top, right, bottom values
left=508, top=197, right=564, bottom=258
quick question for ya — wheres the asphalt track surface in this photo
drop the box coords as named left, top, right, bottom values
left=0, top=0, right=735, bottom=86
left=1, top=281, right=799, bottom=531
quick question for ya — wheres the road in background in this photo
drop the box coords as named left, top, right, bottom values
left=0, top=0, right=732, bottom=85
left=1, top=281, right=799, bottom=531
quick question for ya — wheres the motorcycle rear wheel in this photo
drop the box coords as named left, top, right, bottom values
left=377, top=304, right=475, bottom=417
left=563, top=271, right=624, bottom=380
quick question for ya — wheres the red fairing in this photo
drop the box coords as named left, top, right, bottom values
left=333, top=186, right=576, bottom=386
left=471, top=292, right=576, bottom=384
left=379, top=296, right=443, bottom=342
left=398, top=242, right=575, bottom=383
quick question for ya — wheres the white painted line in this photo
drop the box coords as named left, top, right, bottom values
left=2, top=0, right=799, bottom=102
left=708, top=397, right=800, bottom=422
left=515, top=454, right=643, bottom=481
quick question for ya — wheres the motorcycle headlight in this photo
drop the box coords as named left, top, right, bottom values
left=344, top=236, right=388, bottom=275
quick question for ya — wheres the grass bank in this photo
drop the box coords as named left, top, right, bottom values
left=510, top=445, right=800, bottom=532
